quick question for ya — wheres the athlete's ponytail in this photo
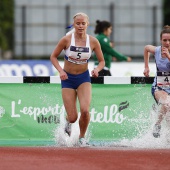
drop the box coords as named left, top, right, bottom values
left=94, top=20, right=112, bottom=34
left=66, top=28, right=75, bottom=35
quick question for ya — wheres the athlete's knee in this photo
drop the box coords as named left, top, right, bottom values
left=80, top=109, right=90, bottom=117
left=68, top=114, right=78, bottom=123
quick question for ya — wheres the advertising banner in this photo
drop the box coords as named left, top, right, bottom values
left=0, top=60, right=156, bottom=77
left=0, top=60, right=54, bottom=76
left=0, top=83, right=154, bottom=146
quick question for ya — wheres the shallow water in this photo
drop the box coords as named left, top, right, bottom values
left=54, top=107, right=170, bottom=149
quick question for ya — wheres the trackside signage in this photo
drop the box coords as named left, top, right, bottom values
left=0, top=83, right=153, bottom=144
left=0, top=60, right=54, bottom=76
left=0, top=60, right=156, bottom=77
left=10, top=99, right=128, bottom=124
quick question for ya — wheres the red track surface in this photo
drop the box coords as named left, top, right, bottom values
left=0, top=147, right=170, bottom=170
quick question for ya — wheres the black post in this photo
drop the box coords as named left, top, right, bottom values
left=65, top=5, right=70, bottom=34
left=21, top=5, right=26, bottom=59
left=152, top=5, right=157, bottom=46
left=109, top=3, right=114, bottom=42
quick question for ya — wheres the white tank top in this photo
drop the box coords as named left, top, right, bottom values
left=64, top=33, right=92, bottom=64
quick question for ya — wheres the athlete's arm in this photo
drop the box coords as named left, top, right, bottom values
left=143, top=45, right=156, bottom=77
left=50, top=36, right=68, bottom=80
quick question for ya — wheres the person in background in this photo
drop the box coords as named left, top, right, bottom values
left=143, top=25, right=170, bottom=138
left=94, top=20, right=131, bottom=76
left=50, top=12, right=105, bottom=147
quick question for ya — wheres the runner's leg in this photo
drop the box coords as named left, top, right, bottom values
left=77, top=82, right=91, bottom=138
left=62, top=88, right=78, bottom=123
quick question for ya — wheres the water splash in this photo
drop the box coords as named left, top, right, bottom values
left=53, top=113, right=91, bottom=147
left=114, top=108, right=170, bottom=149
left=53, top=106, right=170, bottom=149
left=118, top=126, right=170, bottom=149
left=54, top=119, right=79, bottom=147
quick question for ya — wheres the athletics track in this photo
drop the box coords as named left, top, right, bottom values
left=0, top=146, right=170, bottom=170
left=0, top=76, right=170, bottom=169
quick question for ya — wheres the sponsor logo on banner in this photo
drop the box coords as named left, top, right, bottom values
left=0, top=60, right=54, bottom=76
left=0, top=60, right=156, bottom=77
left=11, top=99, right=63, bottom=124
left=90, top=101, right=129, bottom=124
left=10, top=99, right=129, bottom=125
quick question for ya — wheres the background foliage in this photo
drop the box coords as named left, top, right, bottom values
left=163, top=0, right=170, bottom=26
left=0, top=0, right=14, bottom=51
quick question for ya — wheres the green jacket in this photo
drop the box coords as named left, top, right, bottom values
left=94, top=33, right=127, bottom=69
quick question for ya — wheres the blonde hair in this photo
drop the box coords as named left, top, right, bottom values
left=73, top=12, right=89, bottom=24
left=66, top=12, right=89, bottom=35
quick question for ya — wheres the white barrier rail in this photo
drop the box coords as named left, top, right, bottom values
left=0, top=76, right=154, bottom=84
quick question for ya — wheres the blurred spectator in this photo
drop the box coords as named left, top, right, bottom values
left=93, top=20, right=131, bottom=76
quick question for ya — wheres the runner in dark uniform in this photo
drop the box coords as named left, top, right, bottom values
left=50, top=13, right=105, bottom=147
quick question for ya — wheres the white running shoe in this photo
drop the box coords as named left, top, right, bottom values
left=79, top=138, right=90, bottom=147
left=64, top=121, right=72, bottom=136
left=153, top=124, right=161, bottom=138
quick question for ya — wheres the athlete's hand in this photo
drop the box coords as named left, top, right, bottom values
left=91, top=68, right=99, bottom=78
left=162, top=47, right=170, bottom=59
left=59, top=70, right=68, bottom=80
left=143, top=67, right=150, bottom=77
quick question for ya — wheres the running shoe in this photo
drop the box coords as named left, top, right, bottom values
left=79, top=138, right=90, bottom=147
left=64, top=121, right=72, bottom=136
left=153, top=124, right=161, bottom=138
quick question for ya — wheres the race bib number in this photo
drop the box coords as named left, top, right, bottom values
left=68, top=46, right=90, bottom=64
left=68, top=55, right=88, bottom=64
left=157, top=72, right=170, bottom=89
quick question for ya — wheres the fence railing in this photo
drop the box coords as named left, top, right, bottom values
left=14, top=3, right=162, bottom=59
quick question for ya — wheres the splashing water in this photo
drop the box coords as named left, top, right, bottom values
left=54, top=119, right=80, bottom=147
left=118, top=127, right=170, bottom=149
left=53, top=106, right=170, bottom=149
left=53, top=113, right=91, bottom=147
left=117, top=107, right=170, bottom=149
